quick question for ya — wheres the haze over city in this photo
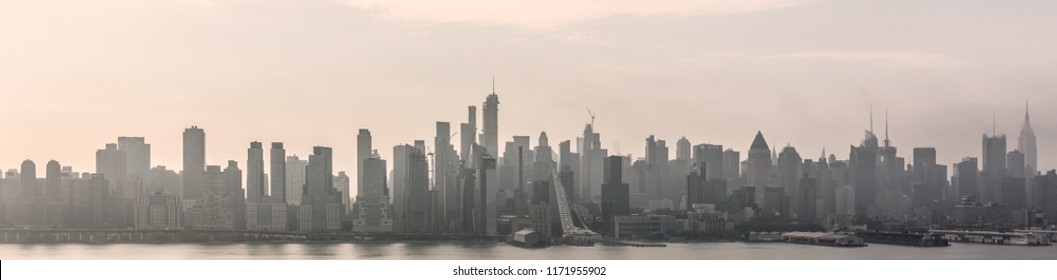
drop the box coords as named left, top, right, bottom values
left=2, top=0, right=1055, bottom=199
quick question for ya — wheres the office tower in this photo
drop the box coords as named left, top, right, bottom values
left=644, top=135, right=671, bottom=204
left=461, top=106, right=477, bottom=165
left=600, top=156, right=630, bottom=234
left=797, top=174, right=817, bottom=222
left=435, top=122, right=460, bottom=232
left=45, top=160, right=60, bottom=200
left=247, top=141, right=265, bottom=202
left=1019, top=103, right=1037, bottom=177
left=96, top=143, right=129, bottom=197
left=335, top=172, right=350, bottom=214
left=270, top=142, right=286, bottom=202
left=285, top=155, right=308, bottom=205
left=676, top=137, right=691, bottom=161
left=409, top=149, right=431, bottom=233
left=183, top=126, right=205, bottom=199
left=955, top=158, right=979, bottom=198
left=558, top=140, right=579, bottom=203
left=1001, top=177, right=1027, bottom=210
left=247, top=142, right=288, bottom=232
left=117, top=137, right=151, bottom=181
left=302, top=146, right=342, bottom=232
left=692, top=144, right=724, bottom=182
left=1007, top=150, right=1025, bottom=179
left=483, top=87, right=500, bottom=157
left=478, top=149, right=498, bottom=235
left=1034, top=171, right=1056, bottom=226
left=912, top=147, right=945, bottom=208
left=723, top=148, right=741, bottom=190
left=982, top=133, right=1006, bottom=203
left=747, top=131, right=773, bottom=208
left=913, top=148, right=938, bottom=181
left=777, top=145, right=802, bottom=211
left=353, top=153, right=393, bottom=233
left=358, top=129, right=371, bottom=198
left=850, top=130, right=879, bottom=215
left=533, top=132, right=553, bottom=182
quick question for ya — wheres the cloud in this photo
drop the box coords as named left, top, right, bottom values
left=763, top=51, right=974, bottom=68
left=337, top=0, right=820, bottom=29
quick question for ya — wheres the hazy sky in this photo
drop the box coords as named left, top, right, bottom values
left=2, top=0, right=1054, bottom=197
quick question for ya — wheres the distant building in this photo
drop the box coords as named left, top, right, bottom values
left=982, top=133, right=1006, bottom=204
left=182, top=126, right=205, bottom=200
left=601, top=156, right=630, bottom=234
left=135, top=191, right=180, bottom=230
left=746, top=131, right=772, bottom=207
left=1019, top=103, right=1037, bottom=177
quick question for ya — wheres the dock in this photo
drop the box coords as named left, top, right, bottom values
left=609, top=240, right=667, bottom=247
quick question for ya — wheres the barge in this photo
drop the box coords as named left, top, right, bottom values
left=856, top=231, right=949, bottom=247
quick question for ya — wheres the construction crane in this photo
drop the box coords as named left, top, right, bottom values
left=587, top=106, right=596, bottom=126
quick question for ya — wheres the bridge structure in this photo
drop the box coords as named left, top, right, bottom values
left=549, top=163, right=601, bottom=241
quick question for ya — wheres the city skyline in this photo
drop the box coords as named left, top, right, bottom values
left=2, top=0, right=1056, bottom=184
left=0, top=94, right=1049, bottom=200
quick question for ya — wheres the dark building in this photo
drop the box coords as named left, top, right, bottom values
left=601, top=156, right=630, bottom=234
left=797, top=173, right=817, bottom=222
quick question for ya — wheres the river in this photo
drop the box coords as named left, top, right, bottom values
left=2, top=241, right=1055, bottom=259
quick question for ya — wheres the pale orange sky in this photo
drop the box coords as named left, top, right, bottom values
left=2, top=0, right=1054, bottom=198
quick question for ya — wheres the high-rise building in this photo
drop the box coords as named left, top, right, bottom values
left=777, top=145, right=802, bottom=201
left=117, top=137, right=151, bottom=182
left=285, top=155, right=308, bottom=205
left=693, top=144, right=724, bottom=182
left=1019, top=102, right=1037, bottom=177
left=850, top=130, right=879, bottom=214
left=182, top=126, right=205, bottom=200
left=270, top=142, right=286, bottom=202
left=353, top=153, right=393, bottom=233
left=357, top=129, right=372, bottom=199
left=483, top=87, right=500, bottom=157
left=334, top=171, right=350, bottom=214
left=797, top=174, right=817, bottom=222
left=600, top=156, right=630, bottom=234
left=955, top=157, right=979, bottom=198
left=722, top=148, right=741, bottom=189
left=301, top=146, right=342, bottom=232
left=247, top=141, right=266, bottom=203
left=1007, top=150, right=1026, bottom=179
left=187, top=162, right=244, bottom=230
left=96, top=143, right=129, bottom=198
left=747, top=131, right=773, bottom=208
left=982, top=133, right=1007, bottom=203
left=676, top=137, right=691, bottom=161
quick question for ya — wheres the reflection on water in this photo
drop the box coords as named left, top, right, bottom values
left=1, top=241, right=1055, bottom=260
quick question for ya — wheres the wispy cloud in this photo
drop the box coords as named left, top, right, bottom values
left=337, top=0, right=820, bottom=29
left=764, top=51, right=974, bottom=69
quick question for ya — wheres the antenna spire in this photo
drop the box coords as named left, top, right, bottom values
left=492, top=76, right=495, bottom=94
left=870, top=104, right=874, bottom=133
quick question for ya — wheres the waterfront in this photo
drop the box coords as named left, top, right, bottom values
left=2, top=241, right=1054, bottom=260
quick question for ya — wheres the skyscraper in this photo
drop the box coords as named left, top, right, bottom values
left=777, top=145, right=802, bottom=209
left=955, top=157, right=979, bottom=198
left=600, top=155, right=630, bottom=234
left=747, top=131, right=772, bottom=208
left=357, top=129, right=372, bottom=198
left=96, top=143, right=128, bottom=197
left=270, top=142, right=286, bottom=202
left=247, top=141, right=265, bottom=202
left=1019, top=102, right=1037, bottom=177
left=982, top=133, right=1006, bottom=203
left=302, top=146, right=341, bottom=232
left=676, top=137, right=691, bottom=161
left=285, top=155, right=308, bottom=205
left=850, top=130, right=879, bottom=214
left=353, top=152, right=393, bottom=233
left=482, top=86, right=500, bottom=157
left=183, top=126, right=205, bottom=199
left=117, top=137, right=151, bottom=181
